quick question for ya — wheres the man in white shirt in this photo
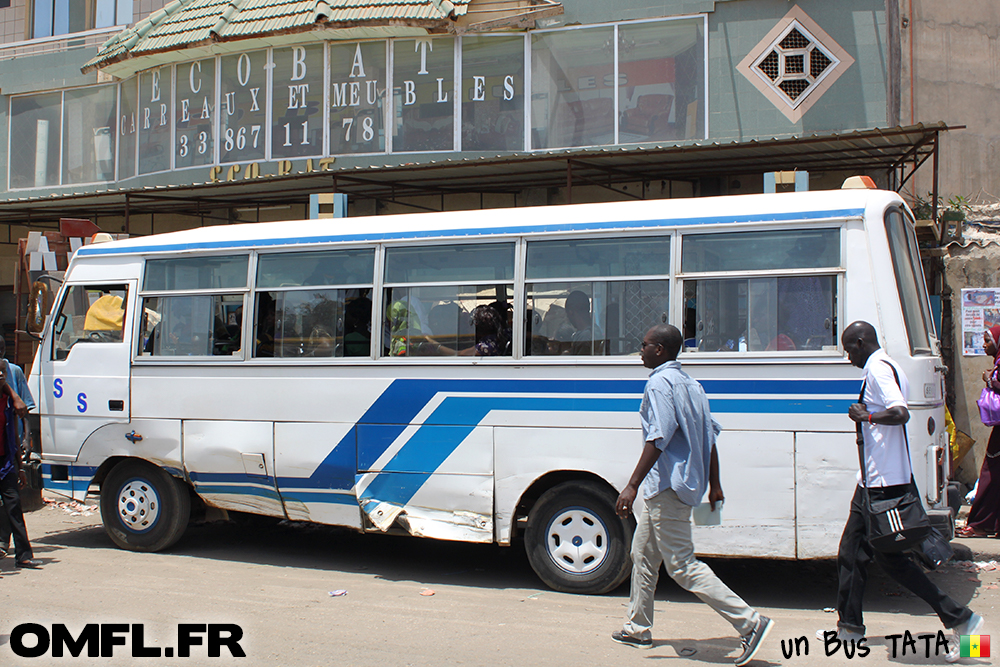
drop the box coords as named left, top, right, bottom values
left=833, top=321, right=981, bottom=662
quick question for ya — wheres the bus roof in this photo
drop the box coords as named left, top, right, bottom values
left=77, top=188, right=902, bottom=258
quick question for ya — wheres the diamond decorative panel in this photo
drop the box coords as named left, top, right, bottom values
left=738, top=5, right=855, bottom=123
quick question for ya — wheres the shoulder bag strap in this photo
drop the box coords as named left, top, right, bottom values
left=856, top=378, right=873, bottom=521
left=880, top=360, right=914, bottom=483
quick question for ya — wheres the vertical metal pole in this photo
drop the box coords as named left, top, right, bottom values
left=566, top=160, right=573, bottom=205
left=933, top=134, right=943, bottom=243
left=124, top=193, right=130, bottom=235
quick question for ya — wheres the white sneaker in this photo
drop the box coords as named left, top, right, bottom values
left=945, top=613, right=984, bottom=663
left=815, top=628, right=864, bottom=642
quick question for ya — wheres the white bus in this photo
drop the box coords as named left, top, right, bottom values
left=27, top=183, right=949, bottom=594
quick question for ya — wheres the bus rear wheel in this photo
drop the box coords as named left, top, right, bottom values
left=524, top=481, right=632, bottom=594
left=101, top=460, right=191, bottom=552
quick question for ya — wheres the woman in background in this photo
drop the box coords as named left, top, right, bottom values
left=959, top=324, right=1000, bottom=537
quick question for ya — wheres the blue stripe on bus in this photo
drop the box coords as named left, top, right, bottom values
left=189, top=471, right=273, bottom=483
left=192, top=484, right=282, bottom=500
left=76, top=208, right=865, bottom=256
left=357, top=392, right=858, bottom=509
left=279, top=491, right=357, bottom=505
left=305, top=377, right=862, bottom=497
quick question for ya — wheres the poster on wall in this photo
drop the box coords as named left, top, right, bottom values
left=962, top=288, right=1000, bottom=355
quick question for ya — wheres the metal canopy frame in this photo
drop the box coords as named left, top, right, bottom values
left=0, top=123, right=954, bottom=235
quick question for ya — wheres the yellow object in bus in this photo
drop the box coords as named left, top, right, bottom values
left=945, top=405, right=957, bottom=460
left=84, top=294, right=124, bottom=332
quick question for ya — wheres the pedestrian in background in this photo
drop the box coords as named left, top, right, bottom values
left=959, top=324, right=1000, bottom=537
left=0, top=336, right=34, bottom=559
left=829, top=321, right=979, bottom=662
left=612, top=323, right=772, bottom=666
left=0, top=361, right=38, bottom=568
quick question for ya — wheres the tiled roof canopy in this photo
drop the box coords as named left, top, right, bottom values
left=85, top=0, right=561, bottom=78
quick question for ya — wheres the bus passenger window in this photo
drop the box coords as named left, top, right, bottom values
left=52, top=284, right=128, bottom=361
left=254, top=249, right=376, bottom=359
left=138, top=294, right=242, bottom=357
left=384, top=286, right=511, bottom=357
left=524, top=237, right=670, bottom=357
left=382, top=243, right=514, bottom=358
left=681, top=228, right=841, bottom=353
left=684, top=277, right=836, bottom=353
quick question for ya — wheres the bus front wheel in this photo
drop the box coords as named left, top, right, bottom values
left=101, top=460, right=191, bottom=552
left=524, top=481, right=632, bottom=594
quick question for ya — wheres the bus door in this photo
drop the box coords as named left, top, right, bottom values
left=37, top=282, right=134, bottom=495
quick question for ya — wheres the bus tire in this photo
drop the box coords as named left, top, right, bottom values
left=524, top=481, right=632, bottom=595
left=101, top=460, right=191, bottom=552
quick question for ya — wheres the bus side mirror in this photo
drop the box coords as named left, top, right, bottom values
left=54, top=313, right=66, bottom=335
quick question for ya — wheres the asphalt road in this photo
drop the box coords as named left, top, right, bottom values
left=1, top=496, right=998, bottom=667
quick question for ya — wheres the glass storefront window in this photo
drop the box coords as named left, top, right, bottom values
left=63, top=85, right=117, bottom=185
left=138, top=66, right=173, bottom=174
left=392, top=38, right=455, bottom=152
left=118, top=77, right=138, bottom=180
left=32, top=0, right=132, bottom=38
left=531, top=27, right=615, bottom=149
left=9, top=93, right=62, bottom=189
left=330, top=41, right=387, bottom=154
left=176, top=59, right=216, bottom=169
left=271, top=45, right=324, bottom=159
left=461, top=35, right=524, bottom=152
left=220, top=50, right=269, bottom=163
left=618, top=18, right=705, bottom=143
left=8, top=17, right=710, bottom=189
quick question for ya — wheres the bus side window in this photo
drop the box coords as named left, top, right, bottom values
left=139, top=295, right=241, bottom=357
left=382, top=243, right=514, bottom=358
left=254, top=249, right=376, bottom=358
left=523, top=237, right=671, bottom=357
left=681, top=229, right=840, bottom=353
left=52, top=284, right=128, bottom=361
left=684, top=277, right=836, bottom=353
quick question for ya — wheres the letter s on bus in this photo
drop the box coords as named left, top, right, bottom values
left=53, top=378, right=63, bottom=398
left=77, top=393, right=87, bottom=413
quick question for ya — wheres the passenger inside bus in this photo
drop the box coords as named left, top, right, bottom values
left=306, top=325, right=335, bottom=357
left=343, top=296, right=373, bottom=356
left=255, top=293, right=277, bottom=357
left=422, top=300, right=511, bottom=357
left=550, top=290, right=603, bottom=355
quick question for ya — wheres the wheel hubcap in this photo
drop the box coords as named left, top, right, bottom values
left=546, top=507, right=608, bottom=575
left=117, top=479, right=159, bottom=533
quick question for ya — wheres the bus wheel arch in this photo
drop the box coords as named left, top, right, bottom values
left=100, top=458, right=191, bottom=552
left=520, top=474, right=633, bottom=595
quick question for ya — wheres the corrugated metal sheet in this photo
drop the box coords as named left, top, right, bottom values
left=85, top=0, right=474, bottom=74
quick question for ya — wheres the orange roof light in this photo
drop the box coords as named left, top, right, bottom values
left=841, top=175, right=878, bottom=189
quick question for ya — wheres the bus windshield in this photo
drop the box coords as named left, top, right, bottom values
left=884, top=208, right=934, bottom=354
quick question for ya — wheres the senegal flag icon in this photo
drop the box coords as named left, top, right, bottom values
left=960, top=635, right=990, bottom=658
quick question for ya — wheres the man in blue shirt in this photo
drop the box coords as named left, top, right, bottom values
left=0, top=360, right=37, bottom=567
left=612, top=324, right=772, bottom=666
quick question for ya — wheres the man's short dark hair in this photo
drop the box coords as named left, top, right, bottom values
left=842, top=320, right=879, bottom=347
left=648, top=324, right=682, bottom=360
